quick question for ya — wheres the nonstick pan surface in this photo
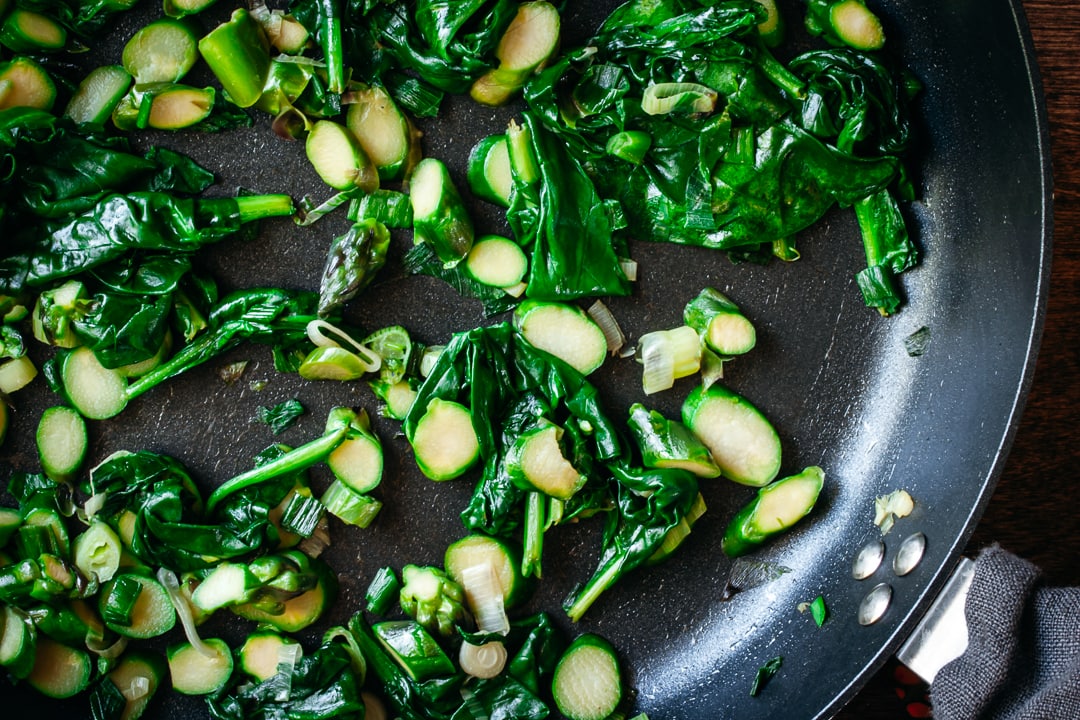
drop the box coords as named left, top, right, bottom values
left=0, top=0, right=1051, bottom=717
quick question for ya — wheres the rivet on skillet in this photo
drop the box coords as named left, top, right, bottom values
left=893, top=532, right=927, bottom=577
left=852, top=539, right=885, bottom=580
left=858, top=583, right=893, bottom=626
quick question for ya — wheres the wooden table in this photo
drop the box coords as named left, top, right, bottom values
left=838, top=0, right=1080, bottom=716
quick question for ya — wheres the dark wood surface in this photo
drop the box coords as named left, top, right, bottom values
left=837, top=1, right=1080, bottom=716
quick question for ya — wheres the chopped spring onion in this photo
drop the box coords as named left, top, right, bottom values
left=122, top=675, right=150, bottom=701
left=305, top=319, right=381, bottom=371
left=418, top=345, right=445, bottom=378
left=281, top=493, right=326, bottom=537
left=319, top=480, right=382, bottom=528
left=297, top=516, right=330, bottom=558
left=619, top=258, right=638, bottom=283
left=459, top=687, right=490, bottom=720
left=502, top=281, right=528, bottom=298
left=605, top=130, right=652, bottom=164
left=587, top=300, right=626, bottom=356
left=642, top=82, right=718, bottom=115
left=325, top=625, right=367, bottom=683
left=874, top=489, right=914, bottom=534
left=636, top=326, right=701, bottom=395
left=749, top=656, right=782, bottom=697
left=271, top=642, right=302, bottom=701
left=460, top=563, right=509, bottom=636
left=86, top=634, right=128, bottom=662
left=295, top=190, right=359, bottom=226
left=699, top=346, right=726, bottom=389
left=156, top=568, right=217, bottom=658
left=459, top=640, right=507, bottom=679
left=81, top=492, right=106, bottom=520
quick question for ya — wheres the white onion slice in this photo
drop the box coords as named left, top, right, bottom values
left=460, top=563, right=509, bottom=636
left=587, top=300, right=626, bottom=356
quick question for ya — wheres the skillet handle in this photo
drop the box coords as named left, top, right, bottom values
left=895, top=557, right=975, bottom=683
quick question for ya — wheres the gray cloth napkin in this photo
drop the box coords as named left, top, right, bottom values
left=930, top=545, right=1080, bottom=719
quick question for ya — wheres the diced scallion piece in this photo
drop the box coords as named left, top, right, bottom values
left=513, top=300, right=607, bottom=376
left=586, top=300, right=626, bottom=357
left=444, top=534, right=529, bottom=609
left=722, top=466, right=825, bottom=557
left=605, top=130, right=652, bottom=164
left=372, top=620, right=455, bottom=682
left=348, top=189, right=413, bottom=228
left=682, top=383, right=781, bottom=486
left=298, top=345, right=369, bottom=381
left=810, top=595, right=828, bottom=626
left=552, top=634, right=623, bottom=720
left=73, top=520, right=122, bottom=584
left=873, top=488, right=914, bottom=534
left=280, top=492, right=326, bottom=538
left=305, top=119, right=379, bottom=192
left=460, top=640, right=507, bottom=679
left=636, top=325, right=702, bottom=395
left=410, top=157, right=475, bottom=267
left=364, top=566, right=400, bottom=615
left=99, top=574, right=176, bottom=639
left=470, top=1, right=561, bottom=107
left=750, top=656, right=783, bottom=696
left=101, top=650, right=166, bottom=720
left=642, top=82, right=718, bottom=115
left=320, top=480, right=381, bottom=528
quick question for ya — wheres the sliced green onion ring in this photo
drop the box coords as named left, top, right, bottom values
left=460, top=563, right=509, bottom=636
left=157, top=567, right=217, bottom=658
left=459, top=640, right=507, bottom=679
left=587, top=300, right=626, bottom=357
left=305, top=319, right=381, bottom=372
left=642, top=82, right=718, bottom=115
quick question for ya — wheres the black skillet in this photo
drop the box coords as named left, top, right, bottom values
left=0, top=0, right=1051, bottom=716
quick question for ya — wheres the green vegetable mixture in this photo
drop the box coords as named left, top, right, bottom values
left=0, top=0, right=918, bottom=716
